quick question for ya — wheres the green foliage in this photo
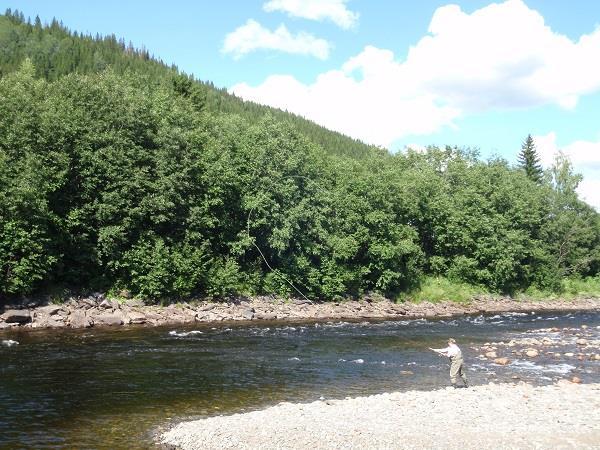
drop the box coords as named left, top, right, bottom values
left=522, top=276, right=600, bottom=301
left=0, top=10, right=378, bottom=159
left=399, top=276, right=487, bottom=304
left=121, top=237, right=209, bottom=299
left=0, top=221, right=56, bottom=293
left=560, top=276, right=600, bottom=298
left=0, top=11, right=599, bottom=302
left=518, top=134, right=543, bottom=183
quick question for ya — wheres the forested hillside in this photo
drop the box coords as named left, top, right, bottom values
left=0, top=10, right=379, bottom=159
left=1, top=10, right=599, bottom=302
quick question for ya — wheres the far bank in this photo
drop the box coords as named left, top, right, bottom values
left=1, top=294, right=599, bottom=332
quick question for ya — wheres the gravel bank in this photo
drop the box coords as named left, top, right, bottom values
left=161, top=382, right=600, bottom=450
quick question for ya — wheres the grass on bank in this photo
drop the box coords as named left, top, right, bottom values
left=23, top=275, right=600, bottom=307
left=520, top=276, right=600, bottom=301
left=398, top=276, right=487, bottom=304
left=399, top=275, right=600, bottom=304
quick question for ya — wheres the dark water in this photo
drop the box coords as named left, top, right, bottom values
left=1, top=311, right=598, bottom=449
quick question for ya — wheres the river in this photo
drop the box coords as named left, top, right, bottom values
left=1, top=310, right=598, bottom=449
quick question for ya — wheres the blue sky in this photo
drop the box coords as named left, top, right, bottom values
left=2, top=0, right=600, bottom=208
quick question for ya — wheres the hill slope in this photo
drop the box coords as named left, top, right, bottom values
left=0, top=9, right=381, bottom=159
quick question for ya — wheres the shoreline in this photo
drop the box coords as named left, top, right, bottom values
left=160, top=381, right=600, bottom=450
left=1, top=295, right=599, bottom=333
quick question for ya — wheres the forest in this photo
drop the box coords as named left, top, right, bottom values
left=1, top=9, right=599, bottom=302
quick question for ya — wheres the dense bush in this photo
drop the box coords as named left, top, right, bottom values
left=1, top=10, right=599, bottom=301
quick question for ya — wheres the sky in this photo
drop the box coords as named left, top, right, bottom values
left=2, top=0, right=600, bottom=209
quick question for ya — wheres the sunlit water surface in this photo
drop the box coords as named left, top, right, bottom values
left=1, top=310, right=598, bottom=448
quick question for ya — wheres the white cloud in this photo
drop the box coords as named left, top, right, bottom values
left=534, top=132, right=600, bottom=210
left=232, top=46, right=460, bottom=147
left=223, top=19, right=331, bottom=60
left=263, top=0, right=359, bottom=29
left=407, top=0, right=600, bottom=111
left=231, top=0, right=600, bottom=147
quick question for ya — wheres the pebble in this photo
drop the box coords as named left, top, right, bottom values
left=161, top=383, right=600, bottom=450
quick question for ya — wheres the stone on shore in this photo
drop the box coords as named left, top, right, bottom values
left=2, top=296, right=599, bottom=331
left=127, top=311, right=147, bottom=324
left=160, top=383, right=600, bottom=450
left=68, top=310, right=93, bottom=328
left=240, top=308, right=254, bottom=320
left=93, top=313, right=124, bottom=326
left=1, top=309, right=31, bottom=324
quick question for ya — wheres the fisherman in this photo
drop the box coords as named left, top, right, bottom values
left=430, top=338, right=468, bottom=388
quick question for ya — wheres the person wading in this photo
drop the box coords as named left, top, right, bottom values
left=430, top=338, right=468, bottom=388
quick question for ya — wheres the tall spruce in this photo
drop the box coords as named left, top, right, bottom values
left=518, top=134, right=543, bottom=182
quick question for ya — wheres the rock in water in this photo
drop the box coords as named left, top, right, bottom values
left=576, top=339, right=587, bottom=346
left=571, top=376, right=582, bottom=384
left=2, top=339, right=19, bottom=347
left=493, top=357, right=511, bottom=365
left=525, top=349, right=539, bottom=358
left=485, top=351, right=498, bottom=359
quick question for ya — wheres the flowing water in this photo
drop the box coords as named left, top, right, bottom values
left=1, top=310, right=599, bottom=449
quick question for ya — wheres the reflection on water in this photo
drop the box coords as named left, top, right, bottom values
left=0, top=311, right=598, bottom=448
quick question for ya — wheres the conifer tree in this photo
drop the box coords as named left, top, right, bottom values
left=518, top=134, right=543, bottom=183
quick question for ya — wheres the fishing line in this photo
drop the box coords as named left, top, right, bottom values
left=246, top=175, right=334, bottom=304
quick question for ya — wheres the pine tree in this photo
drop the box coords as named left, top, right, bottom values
left=518, top=134, right=543, bottom=183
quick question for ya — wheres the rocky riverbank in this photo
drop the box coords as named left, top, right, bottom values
left=0, top=294, right=599, bottom=332
left=160, top=381, right=600, bottom=450
left=470, top=323, right=600, bottom=370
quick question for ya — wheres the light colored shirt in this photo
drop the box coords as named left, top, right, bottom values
left=436, top=343, right=462, bottom=359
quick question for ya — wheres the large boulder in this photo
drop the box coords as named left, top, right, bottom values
left=241, top=308, right=255, bottom=320
left=255, top=312, right=277, bottom=320
left=93, top=314, right=123, bottom=326
left=69, top=310, right=93, bottom=328
left=80, top=298, right=97, bottom=309
left=127, top=311, right=147, bottom=324
left=37, top=305, right=63, bottom=316
left=1, top=309, right=31, bottom=324
left=99, top=299, right=113, bottom=309
left=32, top=306, right=67, bottom=328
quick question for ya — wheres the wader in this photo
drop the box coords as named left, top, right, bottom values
left=449, top=355, right=468, bottom=387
